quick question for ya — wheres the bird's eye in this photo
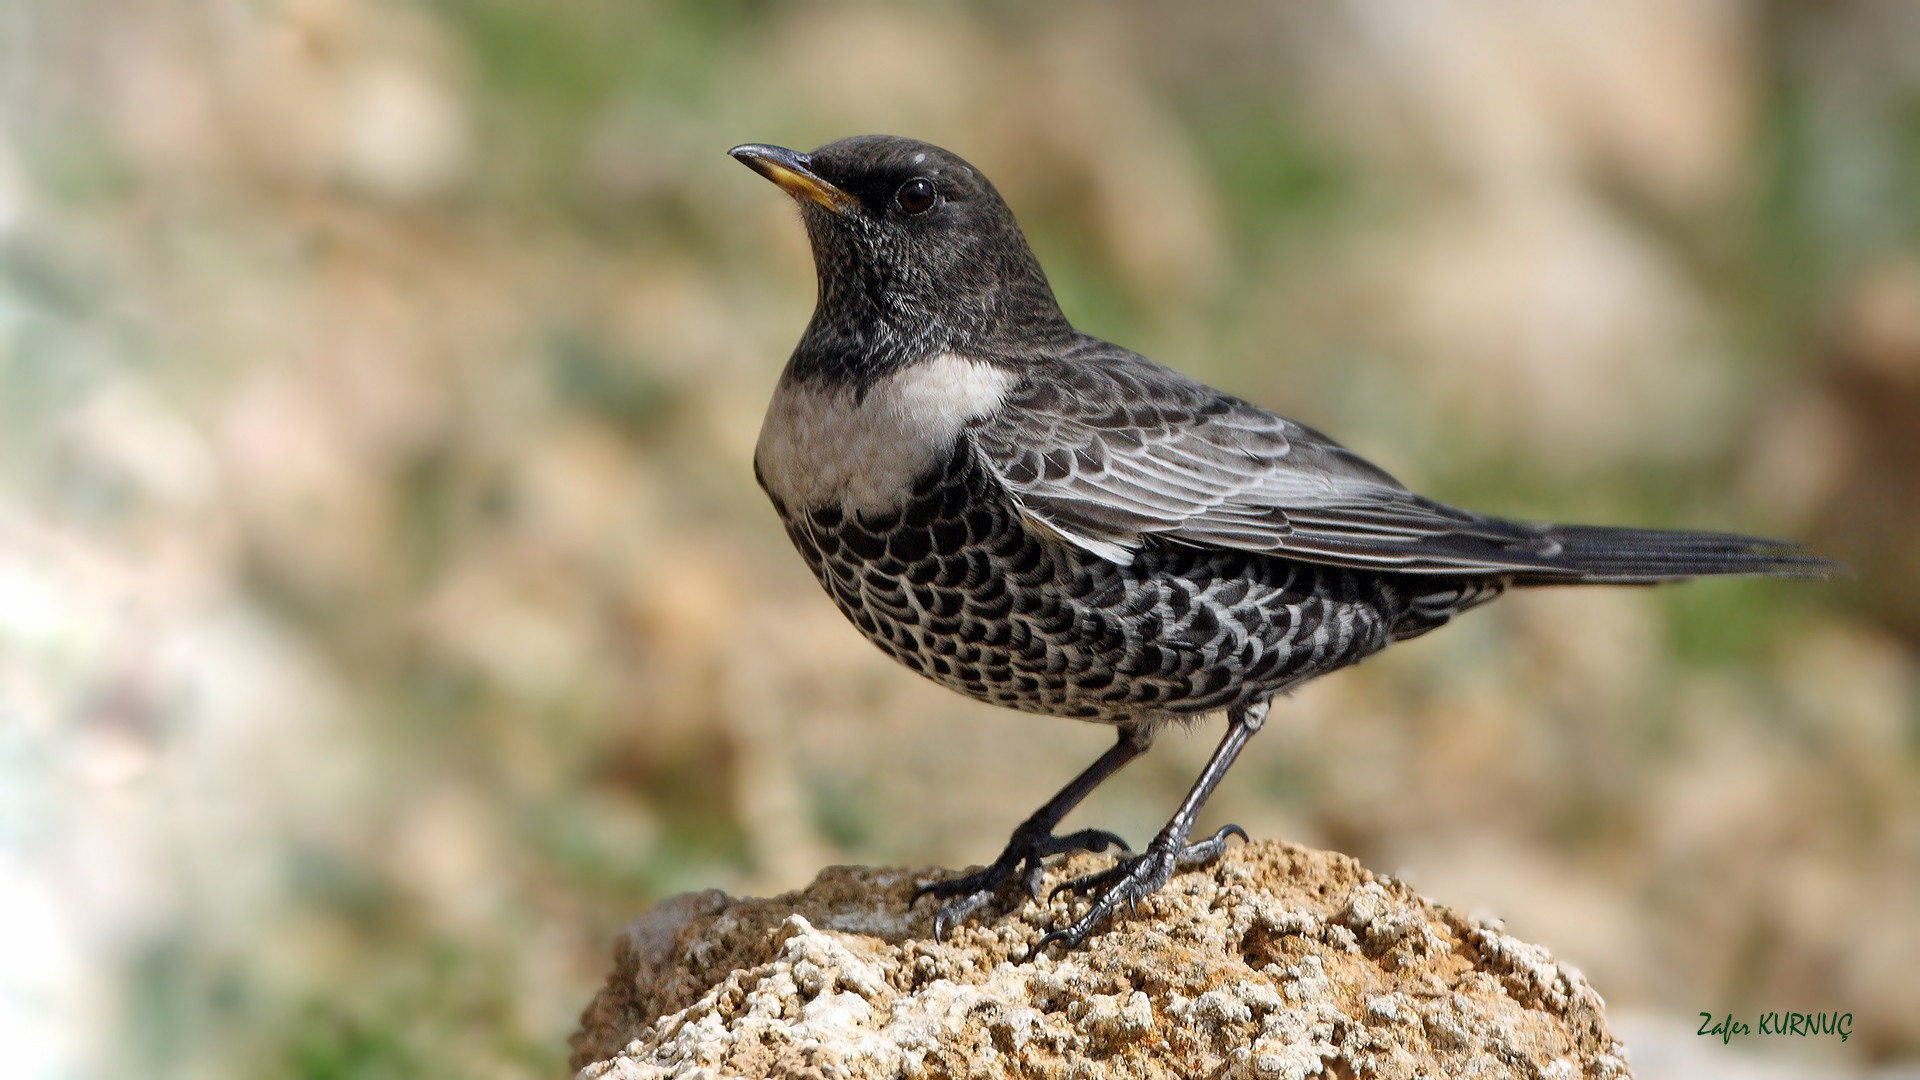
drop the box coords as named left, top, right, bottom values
left=896, top=177, right=937, bottom=215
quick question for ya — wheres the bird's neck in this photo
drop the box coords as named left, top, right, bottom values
left=792, top=255, right=1073, bottom=386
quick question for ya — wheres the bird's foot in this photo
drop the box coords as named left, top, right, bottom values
left=1037, top=824, right=1248, bottom=951
left=911, top=822, right=1130, bottom=941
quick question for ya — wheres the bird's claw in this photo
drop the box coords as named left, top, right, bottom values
left=911, top=824, right=1130, bottom=940
left=1037, top=824, right=1247, bottom=951
left=1178, top=823, right=1248, bottom=866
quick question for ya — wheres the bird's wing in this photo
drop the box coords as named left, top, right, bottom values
left=968, top=345, right=1577, bottom=574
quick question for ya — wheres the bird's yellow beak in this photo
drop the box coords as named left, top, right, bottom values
left=729, top=144, right=857, bottom=215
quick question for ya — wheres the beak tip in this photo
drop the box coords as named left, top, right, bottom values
left=729, top=143, right=800, bottom=168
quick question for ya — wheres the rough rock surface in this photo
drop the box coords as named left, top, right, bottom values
left=572, top=840, right=1630, bottom=1079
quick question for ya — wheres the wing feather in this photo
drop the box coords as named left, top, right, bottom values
left=962, top=340, right=1833, bottom=581
left=968, top=343, right=1581, bottom=574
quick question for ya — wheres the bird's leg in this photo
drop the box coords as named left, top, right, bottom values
left=1039, top=698, right=1269, bottom=951
left=912, top=724, right=1154, bottom=940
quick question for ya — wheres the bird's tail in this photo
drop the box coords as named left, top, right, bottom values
left=1506, top=524, right=1841, bottom=586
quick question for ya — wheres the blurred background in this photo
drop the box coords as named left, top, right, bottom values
left=1, top=1, right=1917, bottom=1077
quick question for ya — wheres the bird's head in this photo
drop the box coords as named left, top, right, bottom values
left=730, top=135, right=1069, bottom=377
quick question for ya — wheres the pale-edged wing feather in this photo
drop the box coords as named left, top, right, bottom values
left=968, top=341, right=1831, bottom=581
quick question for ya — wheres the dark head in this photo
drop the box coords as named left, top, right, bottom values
left=730, top=135, right=1071, bottom=381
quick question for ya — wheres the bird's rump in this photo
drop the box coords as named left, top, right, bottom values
left=970, top=342, right=1834, bottom=583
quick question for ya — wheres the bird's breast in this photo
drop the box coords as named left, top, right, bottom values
left=755, top=352, right=1015, bottom=515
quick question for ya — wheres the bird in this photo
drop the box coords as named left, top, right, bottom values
left=728, top=134, right=1836, bottom=950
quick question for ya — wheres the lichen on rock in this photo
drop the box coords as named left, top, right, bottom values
left=571, top=840, right=1632, bottom=1079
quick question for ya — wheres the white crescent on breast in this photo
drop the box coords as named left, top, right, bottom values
left=755, top=352, right=1015, bottom=515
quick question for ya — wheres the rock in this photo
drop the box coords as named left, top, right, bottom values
left=570, top=840, right=1631, bottom=1079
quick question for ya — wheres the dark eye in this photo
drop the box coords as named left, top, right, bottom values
left=896, top=177, right=937, bottom=214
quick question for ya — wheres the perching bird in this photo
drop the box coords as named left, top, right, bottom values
left=729, top=134, right=1835, bottom=950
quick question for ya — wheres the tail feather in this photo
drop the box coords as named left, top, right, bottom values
left=1508, top=524, right=1841, bottom=586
